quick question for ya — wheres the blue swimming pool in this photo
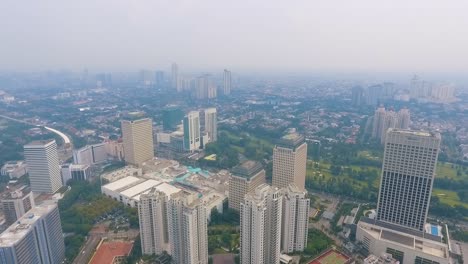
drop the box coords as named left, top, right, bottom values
left=431, top=225, right=438, bottom=235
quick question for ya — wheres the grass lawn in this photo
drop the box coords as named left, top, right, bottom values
left=432, top=188, right=468, bottom=208
left=436, top=162, right=468, bottom=180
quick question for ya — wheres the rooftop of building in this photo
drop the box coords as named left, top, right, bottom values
left=102, top=176, right=141, bottom=191
left=89, top=241, right=133, bottom=264
left=231, top=160, right=263, bottom=178
left=0, top=203, right=57, bottom=247
left=358, top=218, right=449, bottom=259
left=24, top=139, right=55, bottom=147
left=277, top=132, right=305, bottom=149
left=388, top=128, right=440, bottom=139
left=121, top=117, right=151, bottom=123
left=0, top=186, right=31, bottom=200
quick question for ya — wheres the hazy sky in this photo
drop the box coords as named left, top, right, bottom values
left=1, top=0, right=468, bottom=73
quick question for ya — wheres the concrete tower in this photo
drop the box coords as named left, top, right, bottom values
left=377, top=129, right=441, bottom=231
left=24, top=139, right=62, bottom=194
left=272, top=133, right=307, bottom=190
left=240, top=184, right=283, bottom=264
left=281, top=184, right=310, bottom=253
left=121, top=118, right=154, bottom=166
left=167, top=192, right=208, bottom=264
left=223, top=69, right=232, bottom=95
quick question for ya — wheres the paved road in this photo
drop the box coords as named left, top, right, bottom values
left=72, top=235, right=102, bottom=264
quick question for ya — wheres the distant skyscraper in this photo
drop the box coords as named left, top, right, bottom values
left=281, top=184, right=310, bottom=253
left=351, top=86, right=364, bottom=106
left=0, top=188, right=35, bottom=226
left=167, top=191, right=208, bottom=264
left=202, top=108, right=217, bottom=143
left=372, top=107, right=411, bottom=144
left=377, top=129, right=441, bottom=231
left=194, top=75, right=217, bottom=99
left=121, top=118, right=154, bottom=165
left=139, top=188, right=172, bottom=255
left=155, top=71, right=165, bottom=89
left=397, top=108, right=410, bottom=130
left=228, top=160, right=266, bottom=211
left=0, top=203, right=65, bottom=264
left=240, top=184, right=282, bottom=264
left=183, top=111, right=201, bottom=151
left=24, top=140, right=63, bottom=194
left=223, top=69, right=232, bottom=95
left=171, top=63, right=180, bottom=92
left=272, top=133, right=307, bottom=190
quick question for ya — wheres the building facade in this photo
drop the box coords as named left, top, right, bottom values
left=24, top=140, right=63, bottom=194
left=202, top=108, right=217, bottom=143
left=281, top=184, right=310, bottom=253
left=73, top=143, right=107, bottom=165
left=121, top=118, right=154, bottom=165
left=139, top=189, right=171, bottom=255
left=372, top=107, right=411, bottom=144
left=377, top=129, right=441, bottom=232
left=228, top=160, right=266, bottom=211
left=167, top=192, right=208, bottom=264
left=272, top=133, right=307, bottom=190
left=223, top=69, right=231, bottom=95
left=183, top=111, right=201, bottom=151
left=240, top=184, right=283, bottom=264
left=0, top=203, right=65, bottom=264
left=0, top=188, right=35, bottom=226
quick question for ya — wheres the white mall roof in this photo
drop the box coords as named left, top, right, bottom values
left=102, top=176, right=140, bottom=191
left=120, top=179, right=162, bottom=198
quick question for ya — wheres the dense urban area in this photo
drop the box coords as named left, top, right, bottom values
left=0, top=68, right=467, bottom=264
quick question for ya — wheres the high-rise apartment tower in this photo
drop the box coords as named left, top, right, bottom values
left=240, top=184, right=283, bottom=264
left=281, top=184, right=310, bottom=253
left=167, top=191, right=208, bottom=264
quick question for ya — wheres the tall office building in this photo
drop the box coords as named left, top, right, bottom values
left=202, top=108, right=217, bottom=142
left=0, top=203, right=65, bottom=264
left=240, top=184, right=283, bottom=264
left=228, top=160, right=266, bottom=211
left=272, top=133, right=307, bottom=190
left=281, top=184, right=310, bottom=253
left=24, top=140, right=63, bottom=194
left=223, top=69, right=231, bottom=95
left=183, top=111, right=201, bottom=151
left=167, top=192, right=208, bottom=264
left=139, top=189, right=172, bottom=255
left=377, top=129, right=441, bottom=231
left=1, top=188, right=35, bottom=226
left=121, top=118, right=154, bottom=166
